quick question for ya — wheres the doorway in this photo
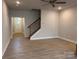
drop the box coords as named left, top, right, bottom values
left=11, top=17, right=25, bottom=37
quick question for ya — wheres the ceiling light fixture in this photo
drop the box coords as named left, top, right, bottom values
left=16, top=1, right=20, bottom=5
left=58, top=6, right=62, bottom=10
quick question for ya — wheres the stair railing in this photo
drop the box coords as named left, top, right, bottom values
left=28, top=18, right=41, bottom=38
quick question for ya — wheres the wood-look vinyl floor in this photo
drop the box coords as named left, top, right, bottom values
left=3, top=36, right=76, bottom=59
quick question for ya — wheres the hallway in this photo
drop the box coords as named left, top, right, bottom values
left=3, top=36, right=76, bottom=59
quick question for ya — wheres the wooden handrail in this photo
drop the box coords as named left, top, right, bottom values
left=28, top=18, right=40, bottom=28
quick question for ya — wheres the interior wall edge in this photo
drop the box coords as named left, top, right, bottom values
left=2, top=37, right=11, bottom=56
left=2, top=0, right=11, bottom=56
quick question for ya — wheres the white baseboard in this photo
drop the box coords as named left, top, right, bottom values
left=58, top=36, right=76, bottom=44
left=2, top=37, right=11, bottom=56
left=30, top=36, right=59, bottom=40
left=31, top=36, right=76, bottom=44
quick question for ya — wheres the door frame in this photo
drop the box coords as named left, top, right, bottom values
left=11, top=17, right=25, bottom=37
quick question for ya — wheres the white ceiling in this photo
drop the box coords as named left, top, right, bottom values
left=5, top=0, right=77, bottom=10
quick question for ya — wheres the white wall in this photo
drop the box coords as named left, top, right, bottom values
left=59, top=7, right=77, bottom=43
left=10, top=6, right=77, bottom=44
left=31, top=7, right=77, bottom=43
left=2, top=1, right=11, bottom=56
left=10, top=10, right=39, bottom=37
left=31, top=9, right=59, bottom=40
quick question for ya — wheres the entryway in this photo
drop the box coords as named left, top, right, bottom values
left=11, top=17, right=25, bottom=37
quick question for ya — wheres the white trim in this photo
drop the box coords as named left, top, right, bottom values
left=31, top=36, right=76, bottom=44
left=23, top=17, right=26, bottom=37
left=58, top=36, right=76, bottom=44
left=11, top=17, right=13, bottom=39
left=30, top=36, right=59, bottom=40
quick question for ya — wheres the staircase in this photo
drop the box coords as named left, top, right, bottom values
left=28, top=18, right=41, bottom=39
